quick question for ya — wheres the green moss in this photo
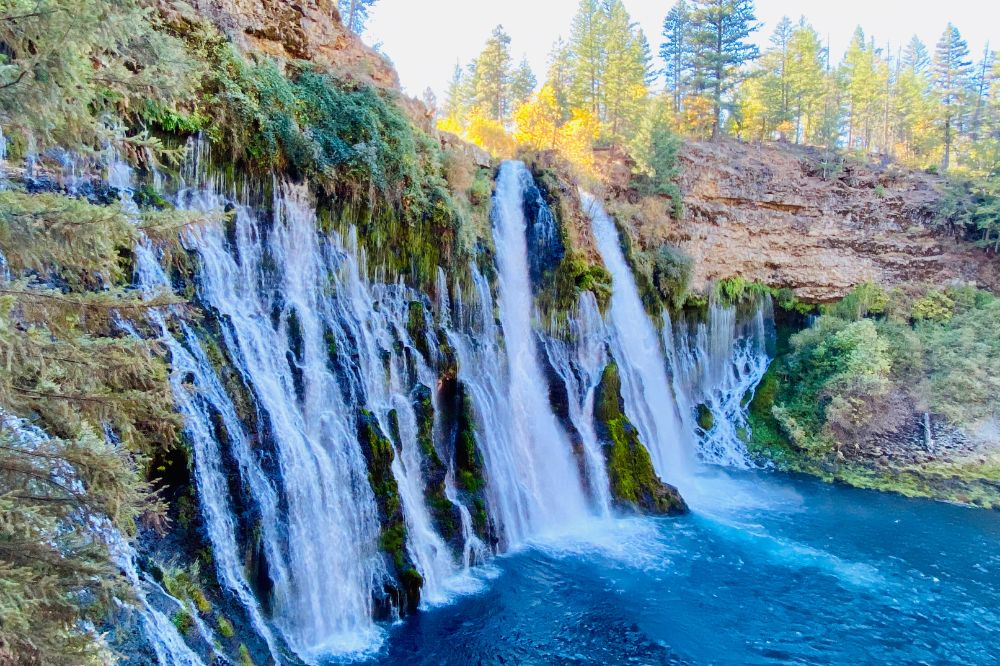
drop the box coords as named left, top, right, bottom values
left=406, top=301, right=432, bottom=360
left=216, top=616, right=235, bottom=639
left=411, top=384, right=458, bottom=541
left=379, top=524, right=407, bottom=570
left=191, top=589, right=212, bottom=614
left=358, top=413, right=402, bottom=520
left=133, top=184, right=174, bottom=210
left=594, top=363, right=687, bottom=515
left=238, top=644, right=257, bottom=666
left=454, top=386, right=486, bottom=494
left=696, top=403, right=714, bottom=431
left=172, top=611, right=194, bottom=635
left=714, top=276, right=772, bottom=308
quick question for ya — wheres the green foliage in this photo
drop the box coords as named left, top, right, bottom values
left=594, top=363, right=687, bottom=514
left=686, top=0, right=761, bottom=136
left=217, top=615, right=235, bottom=639
left=713, top=276, right=771, bottom=306
left=919, top=295, right=1000, bottom=423
left=0, top=419, right=150, bottom=665
left=650, top=245, right=694, bottom=309
left=824, top=282, right=888, bottom=320
left=751, top=283, right=1000, bottom=502
left=0, top=0, right=204, bottom=150
left=911, top=289, right=955, bottom=322
left=628, top=97, right=684, bottom=217
left=239, top=644, right=257, bottom=666
left=537, top=252, right=612, bottom=320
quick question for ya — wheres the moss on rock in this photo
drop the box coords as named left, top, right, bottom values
left=594, top=362, right=687, bottom=515
left=412, top=384, right=460, bottom=543
left=356, top=411, right=422, bottom=612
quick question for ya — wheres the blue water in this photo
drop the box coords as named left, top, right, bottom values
left=368, top=469, right=1000, bottom=665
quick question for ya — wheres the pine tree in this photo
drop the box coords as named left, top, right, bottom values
left=473, top=25, right=515, bottom=121
left=902, top=36, right=931, bottom=73
left=771, top=16, right=794, bottom=123
left=969, top=43, right=995, bottom=141
left=338, top=0, right=379, bottom=33
left=688, top=0, right=761, bottom=137
left=934, top=23, right=972, bottom=171
left=602, top=0, right=650, bottom=142
left=546, top=37, right=574, bottom=120
left=510, top=57, right=538, bottom=111
left=894, top=41, right=938, bottom=163
left=786, top=18, right=828, bottom=143
left=568, top=0, right=609, bottom=117
left=841, top=28, right=889, bottom=152
left=660, top=0, right=692, bottom=113
left=0, top=0, right=201, bottom=150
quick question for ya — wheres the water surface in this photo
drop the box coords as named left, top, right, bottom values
left=369, top=469, right=1000, bottom=665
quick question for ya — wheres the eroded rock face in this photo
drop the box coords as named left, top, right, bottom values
left=186, top=0, right=400, bottom=89
left=619, top=140, right=1000, bottom=303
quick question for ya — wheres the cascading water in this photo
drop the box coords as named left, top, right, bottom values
left=0, top=412, right=204, bottom=666
left=582, top=192, right=692, bottom=487
left=111, top=154, right=284, bottom=662
left=541, top=292, right=613, bottom=515
left=448, top=162, right=590, bottom=545
left=325, top=229, right=463, bottom=606
left=183, top=181, right=386, bottom=658
left=666, top=298, right=773, bottom=468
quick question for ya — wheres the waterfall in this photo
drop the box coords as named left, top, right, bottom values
left=183, top=182, right=385, bottom=658
left=448, top=161, right=590, bottom=546
left=326, top=229, right=460, bottom=606
left=541, top=291, right=613, bottom=516
left=666, top=298, right=772, bottom=468
left=109, top=535, right=208, bottom=666
left=0, top=412, right=204, bottom=665
left=112, top=153, right=284, bottom=662
left=582, top=192, right=692, bottom=487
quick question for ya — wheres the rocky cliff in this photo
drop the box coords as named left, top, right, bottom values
left=610, top=140, right=1000, bottom=303
left=180, top=0, right=398, bottom=87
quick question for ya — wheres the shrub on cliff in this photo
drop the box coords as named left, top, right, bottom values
left=0, top=0, right=202, bottom=153
left=754, top=282, right=1000, bottom=460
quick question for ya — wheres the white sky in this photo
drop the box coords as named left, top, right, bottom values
left=365, top=0, right=998, bottom=100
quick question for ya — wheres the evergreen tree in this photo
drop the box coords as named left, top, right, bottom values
left=602, top=0, right=650, bottom=141
left=841, top=28, right=889, bottom=152
left=0, top=0, right=201, bottom=149
left=934, top=23, right=972, bottom=170
left=546, top=37, right=575, bottom=120
left=338, top=0, right=379, bottom=34
left=688, top=0, right=761, bottom=137
left=771, top=16, right=794, bottom=123
left=568, top=0, right=609, bottom=117
left=510, top=57, right=538, bottom=111
left=787, top=18, right=829, bottom=143
left=473, top=25, right=514, bottom=121
left=443, top=64, right=465, bottom=118
left=969, top=43, right=995, bottom=141
left=660, top=0, right=692, bottom=113
left=902, top=36, right=931, bottom=73
left=894, top=41, right=938, bottom=162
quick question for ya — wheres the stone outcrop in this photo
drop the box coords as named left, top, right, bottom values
left=610, top=139, right=1000, bottom=303
left=184, top=0, right=400, bottom=89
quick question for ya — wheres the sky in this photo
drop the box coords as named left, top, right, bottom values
left=364, top=0, right=999, bottom=101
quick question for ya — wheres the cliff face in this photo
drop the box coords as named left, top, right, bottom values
left=622, top=140, right=1000, bottom=302
left=183, top=0, right=400, bottom=88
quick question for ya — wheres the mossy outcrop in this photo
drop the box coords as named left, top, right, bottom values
left=356, top=411, right=421, bottom=614
left=594, top=362, right=687, bottom=515
left=412, top=384, right=462, bottom=545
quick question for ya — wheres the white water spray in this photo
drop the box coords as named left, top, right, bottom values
left=582, top=192, right=692, bottom=487
left=666, top=298, right=772, bottom=467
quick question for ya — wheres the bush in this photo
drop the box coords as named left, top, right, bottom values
left=650, top=245, right=693, bottom=309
